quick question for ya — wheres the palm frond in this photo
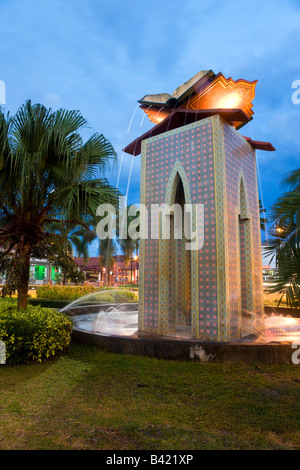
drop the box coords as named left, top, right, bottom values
left=280, top=168, right=300, bottom=191
left=0, top=99, right=119, bottom=305
left=54, top=178, right=119, bottom=221
left=265, top=167, right=300, bottom=307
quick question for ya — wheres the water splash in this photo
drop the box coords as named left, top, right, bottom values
left=116, top=151, right=124, bottom=188
left=71, top=303, right=138, bottom=337
left=61, top=290, right=138, bottom=336
left=259, top=315, right=300, bottom=343
left=62, top=293, right=300, bottom=342
left=140, top=105, right=152, bottom=127
left=127, top=105, right=140, bottom=134
left=93, top=304, right=138, bottom=335
left=231, top=309, right=300, bottom=343
left=235, top=309, right=266, bottom=340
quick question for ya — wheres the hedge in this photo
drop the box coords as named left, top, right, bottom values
left=29, top=298, right=71, bottom=309
left=36, top=284, right=98, bottom=301
left=36, top=285, right=139, bottom=302
left=0, top=304, right=73, bottom=364
left=92, top=290, right=138, bottom=304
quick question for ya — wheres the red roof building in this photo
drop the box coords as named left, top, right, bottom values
left=74, top=255, right=139, bottom=285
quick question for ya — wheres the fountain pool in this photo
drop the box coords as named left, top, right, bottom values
left=71, top=304, right=138, bottom=337
left=61, top=291, right=300, bottom=364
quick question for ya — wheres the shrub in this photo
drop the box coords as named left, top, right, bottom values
left=36, top=284, right=98, bottom=301
left=93, top=290, right=138, bottom=303
left=113, top=290, right=138, bottom=302
left=0, top=304, right=73, bottom=364
left=36, top=284, right=139, bottom=302
left=29, top=298, right=71, bottom=309
left=95, top=293, right=115, bottom=303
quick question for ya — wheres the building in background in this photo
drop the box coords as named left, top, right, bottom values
left=0, top=249, right=138, bottom=287
left=0, top=256, right=61, bottom=286
left=74, top=255, right=139, bottom=285
left=262, top=242, right=278, bottom=282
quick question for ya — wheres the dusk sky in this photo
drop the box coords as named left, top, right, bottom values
left=0, top=0, right=299, bottom=255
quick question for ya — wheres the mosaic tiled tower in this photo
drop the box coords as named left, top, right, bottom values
left=124, top=70, right=275, bottom=341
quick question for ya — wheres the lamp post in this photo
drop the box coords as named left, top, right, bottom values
left=132, top=255, right=138, bottom=285
left=135, top=255, right=139, bottom=284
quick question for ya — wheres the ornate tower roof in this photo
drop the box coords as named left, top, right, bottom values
left=123, top=70, right=275, bottom=155
left=138, top=70, right=257, bottom=128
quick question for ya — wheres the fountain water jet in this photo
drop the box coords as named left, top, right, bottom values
left=61, top=290, right=138, bottom=337
left=62, top=295, right=300, bottom=363
left=230, top=309, right=300, bottom=344
left=62, top=295, right=300, bottom=344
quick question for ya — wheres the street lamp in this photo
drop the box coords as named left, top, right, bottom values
left=133, top=255, right=139, bottom=284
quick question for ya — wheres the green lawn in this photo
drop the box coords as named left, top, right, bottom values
left=0, top=343, right=299, bottom=450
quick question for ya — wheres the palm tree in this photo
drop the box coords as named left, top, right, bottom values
left=47, top=222, right=97, bottom=283
left=119, top=237, right=136, bottom=283
left=0, top=100, right=119, bottom=308
left=118, top=204, right=139, bottom=284
left=99, top=238, right=117, bottom=286
left=264, top=168, right=300, bottom=307
left=259, top=199, right=267, bottom=232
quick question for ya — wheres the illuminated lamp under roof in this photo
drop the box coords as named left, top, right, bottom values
left=124, top=70, right=275, bottom=156
left=138, top=70, right=258, bottom=129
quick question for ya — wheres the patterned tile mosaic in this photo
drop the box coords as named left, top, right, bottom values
left=138, top=115, right=263, bottom=341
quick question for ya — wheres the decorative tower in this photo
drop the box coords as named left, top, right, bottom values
left=124, top=70, right=275, bottom=341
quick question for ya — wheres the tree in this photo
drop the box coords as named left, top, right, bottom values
left=0, top=100, right=119, bottom=308
left=118, top=204, right=139, bottom=283
left=264, top=168, right=300, bottom=307
left=259, top=199, right=267, bottom=232
left=99, top=238, right=117, bottom=286
left=47, top=222, right=97, bottom=284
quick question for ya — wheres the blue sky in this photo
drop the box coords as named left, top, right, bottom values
left=0, top=0, right=300, bottom=254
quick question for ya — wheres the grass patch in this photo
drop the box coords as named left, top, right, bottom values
left=0, top=343, right=299, bottom=450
